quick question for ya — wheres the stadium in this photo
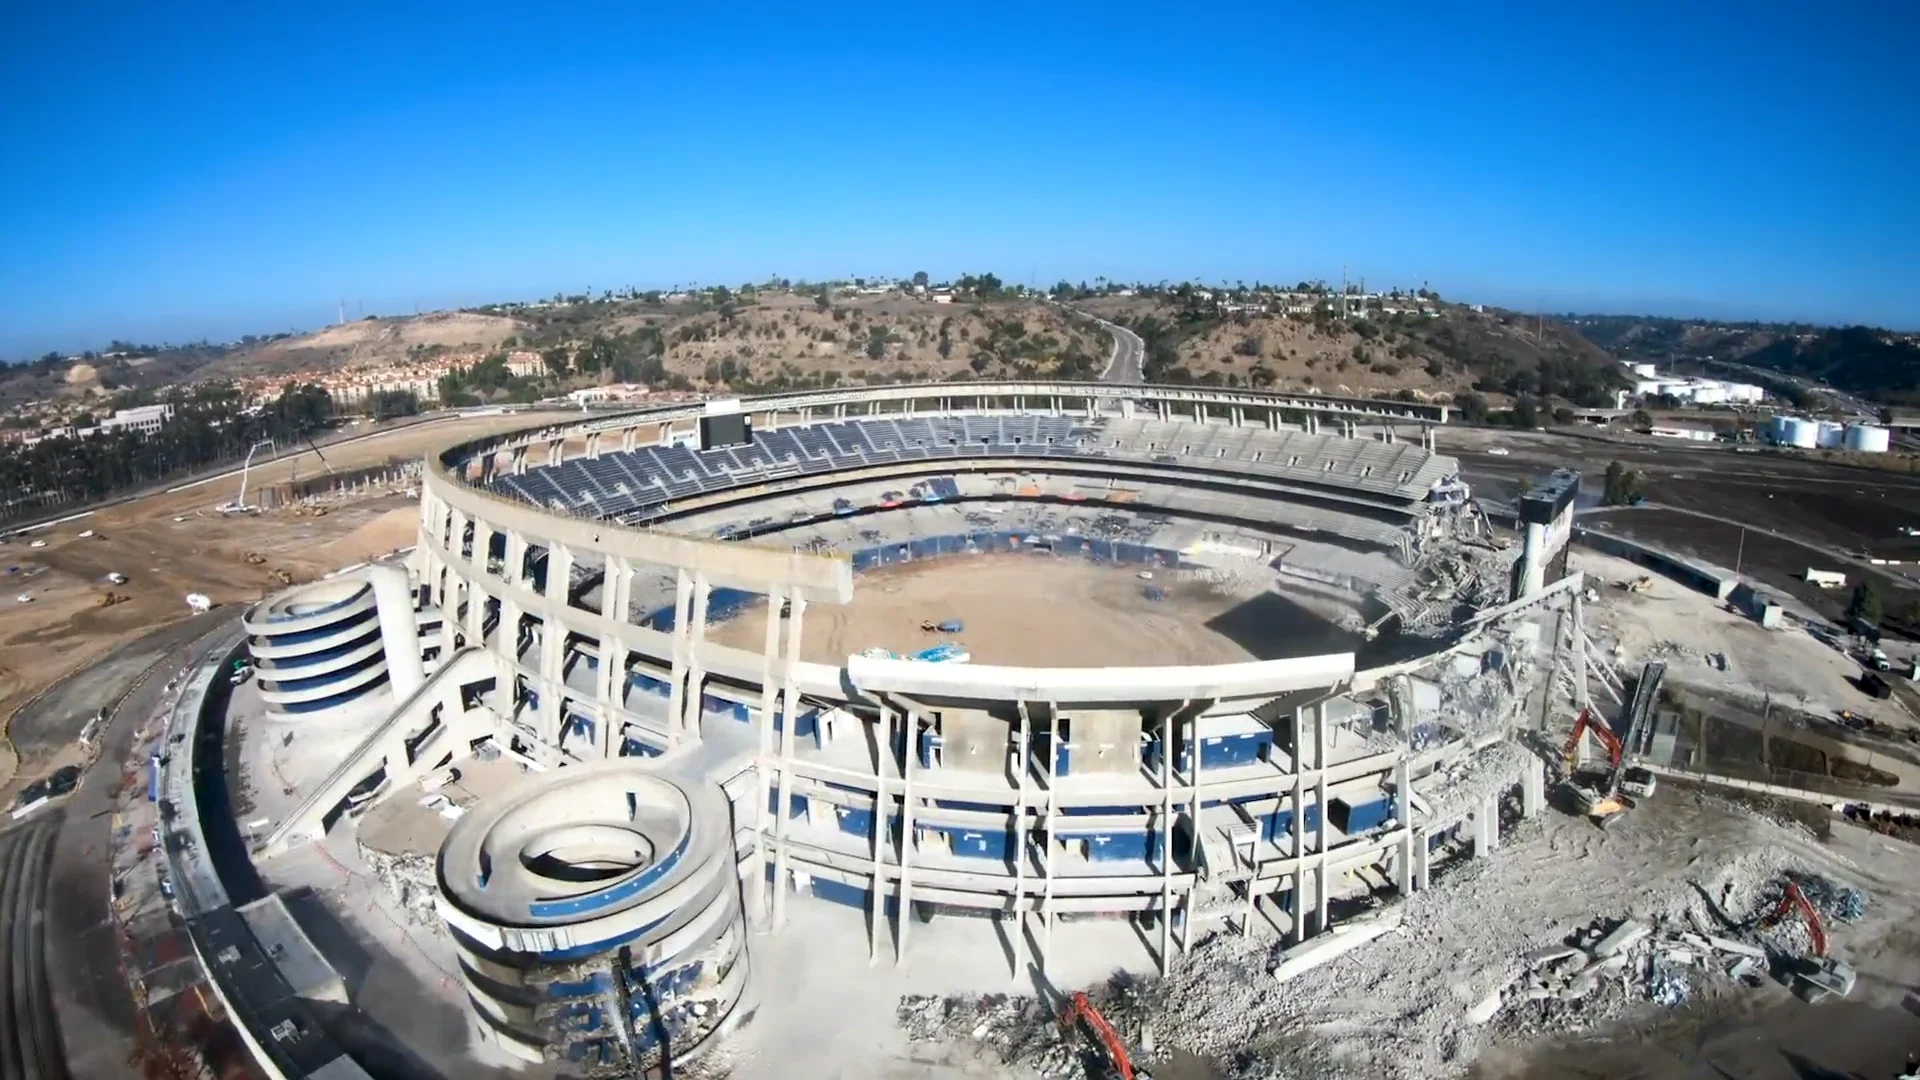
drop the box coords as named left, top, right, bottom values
left=186, top=381, right=1574, bottom=1076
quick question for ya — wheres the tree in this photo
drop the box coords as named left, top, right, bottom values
left=1457, top=392, right=1489, bottom=424
left=814, top=288, right=832, bottom=312
left=1630, top=408, right=1653, bottom=429
left=1511, top=396, right=1539, bottom=428
left=912, top=270, right=929, bottom=289
left=1602, top=460, right=1643, bottom=506
left=1552, top=406, right=1576, bottom=426
left=1849, top=582, right=1884, bottom=625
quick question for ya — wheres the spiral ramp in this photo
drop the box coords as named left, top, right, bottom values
left=435, top=763, right=749, bottom=1073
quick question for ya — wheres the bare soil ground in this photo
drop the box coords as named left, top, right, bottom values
left=200, top=311, right=528, bottom=377
left=0, top=412, right=541, bottom=792
left=710, top=557, right=1269, bottom=666
left=1444, top=426, right=1920, bottom=631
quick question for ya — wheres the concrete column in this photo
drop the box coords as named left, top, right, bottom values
left=369, top=564, right=426, bottom=700
left=1231, top=406, right=1243, bottom=427
left=511, top=446, right=527, bottom=475
left=1305, top=414, right=1318, bottom=435
left=680, top=574, right=712, bottom=740
left=504, top=532, right=528, bottom=588
left=1382, top=426, right=1396, bottom=445
left=598, top=558, right=628, bottom=620
left=1414, top=830, right=1431, bottom=890
left=544, top=543, right=572, bottom=606
left=1157, top=401, right=1169, bottom=422
left=666, top=571, right=694, bottom=741
left=539, top=612, right=565, bottom=744
left=750, top=586, right=785, bottom=926
left=773, top=593, right=806, bottom=931
left=594, top=634, right=621, bottom=755
left=1520, top=756, right=1545, bottom=819
left=622, top=427, right=637, bottom=453
left=1196, top=403, right=1208, bottom=424
left=1473, top=795, right=1500, bottom=856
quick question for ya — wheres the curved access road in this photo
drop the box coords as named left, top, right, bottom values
left=1079, top=310, right=1144, bottom=384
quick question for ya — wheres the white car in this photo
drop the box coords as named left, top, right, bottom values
left=15, top=593, right=32, bottom=603
left=29, top=539, right=46, bottom=548
left=1487, top=447, right=1510, bottom=456
left=77, top=529, right=94, bottom=538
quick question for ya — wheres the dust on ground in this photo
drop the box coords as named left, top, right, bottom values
left=905, top=787, right=1920, bottom=1080
left=708, top=555, right=1364, bottom=667
left=0, top=411, right=545, bottom=792
left=1570, top=547, right=1896, bottom=721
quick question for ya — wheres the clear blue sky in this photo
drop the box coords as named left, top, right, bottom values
left=3, top=2, right=1915, bottom=357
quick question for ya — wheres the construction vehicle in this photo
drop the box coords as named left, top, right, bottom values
left=270, top=568, right=294, bottom=586
left=1058, top=991, right=1141, bottom=1080
left=920, top=618, right=964, bottom=633
left=96, top=591, right=130, bottom=608
left=1560, top=708, right=1634, bottom=825
left=1622, top=576, right=1654, bottom=594
left=1762, top=881, right=1857, bottom=1003
left=244, top=552, right=267, bottom=565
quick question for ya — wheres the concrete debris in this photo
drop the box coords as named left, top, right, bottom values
left=1591, top=918, right=1651, bottom=960
left=359, top=844, right=444, bottom=933
left=1270, top=902, right=1405, bottom=983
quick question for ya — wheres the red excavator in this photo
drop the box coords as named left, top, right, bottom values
left=1762, top=881, right=1857, bottom=1002
left=1059, top=991, right=1142, bottom=1080
left=1560, top=708, right=1637, bottom=825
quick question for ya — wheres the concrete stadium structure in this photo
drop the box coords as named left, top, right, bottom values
left=229, top=382, right=1564, bottom=1076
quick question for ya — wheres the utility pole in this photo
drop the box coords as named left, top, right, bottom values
left=1735, top=525, right=1747, bottom=577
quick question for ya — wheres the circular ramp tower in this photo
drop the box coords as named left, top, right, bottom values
left=243, top=578, right=392, bottom=716
left=435, top=762, right=749, bottom=1074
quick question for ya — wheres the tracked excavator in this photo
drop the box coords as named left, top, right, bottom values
left=1560, top=708, right=1655, bottom=826
left=1762, top=881, right=1857, bottom=1003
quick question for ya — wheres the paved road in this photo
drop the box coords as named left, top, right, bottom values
left=0, top=814, right=65, bottom=1080
left=1082, top=311, right=1145, bottom=384
left=12, top=616, right=242, bottom=1080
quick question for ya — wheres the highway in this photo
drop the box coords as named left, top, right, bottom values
left=1083, top=311, right=1145, bottom=384
left=0, top=814, right=65, bottom=1080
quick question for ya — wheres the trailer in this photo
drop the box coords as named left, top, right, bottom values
left=1804, top=568, right=1848, bottom=588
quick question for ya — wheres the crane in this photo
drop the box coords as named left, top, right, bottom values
left=1762, top=881, right=1857, bottom=1002
left=1058, top=991, right=1139, bottom=1080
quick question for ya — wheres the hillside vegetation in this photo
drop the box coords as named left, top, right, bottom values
left=1575, top=315, right=1920, bottom=406
left=1080, top=291, right=1625, bottom=408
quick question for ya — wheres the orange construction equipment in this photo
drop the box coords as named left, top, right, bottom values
left=1561, top=707, right=1625, bottom=774
left=1764, top=881, right=1828, bottom=957
left=1058, top=991, right=1134, bottom=1080
left=1762, top=880, right=1857, bottom=1001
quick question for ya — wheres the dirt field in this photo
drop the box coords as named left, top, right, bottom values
left=1443, top=426, right=1920, bottom=629
left=0, top=411, right=549, bottom=792
left=709, top=556, right=1364, bottom=667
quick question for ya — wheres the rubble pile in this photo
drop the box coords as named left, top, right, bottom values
left=359, top=844, right=443, bottom=932
left=896, top=993, right=1084, bottom=1078
left=1414, top=741, right=1536, bottom=825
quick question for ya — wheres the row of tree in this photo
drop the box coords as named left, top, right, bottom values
left=0, top=382, right=337, bottom=523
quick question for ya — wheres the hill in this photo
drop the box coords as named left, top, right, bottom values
left=1078, top=293, right=1625, bottom=407
left=486, top=290, right=1111, bottom=391
left=1570, top=315, right=1920, bottom=407
left=198, top=311, right=528, bottom=378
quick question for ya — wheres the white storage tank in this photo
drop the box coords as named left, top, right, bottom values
left=1781, top=417, right=1820, bottom=448
left=1816, top=421, right=1845, bottom=449
left=1845, top=423, right=1892, bottom=453
left=1631, top=363, right=1659, bottom=378
left=1766, top=415, right=1790, bottom=443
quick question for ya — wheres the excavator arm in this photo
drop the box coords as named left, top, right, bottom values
left=1561, top=708, right=1625, bottom=773
left=1059, top=991, right=1134, bottom=1080
left=1768, top=882, right=1828, bottom=957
